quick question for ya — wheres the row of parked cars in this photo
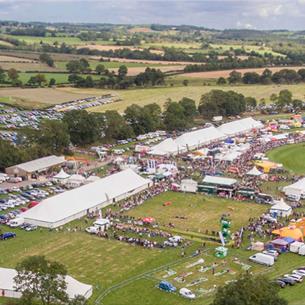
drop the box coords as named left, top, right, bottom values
left=275, top=267, right=305, bottom=288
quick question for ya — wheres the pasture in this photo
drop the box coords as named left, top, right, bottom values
left=267, top=143, right=305, bottom=174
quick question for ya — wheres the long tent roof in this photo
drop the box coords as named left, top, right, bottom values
left=149, top=117, right=262, bottom=156
left=7, top=155, right=65, bottom=173
left=283, top=178, right=305, bottom=195
left=202, top=175, right=237, bottom=186
left=21, top=169, right=150, bottom=225
left=217, top=117, right=263, bottom=136
left=0, top=267, right=92, bottom=300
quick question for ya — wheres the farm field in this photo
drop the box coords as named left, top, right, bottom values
left=267, top=143, right=305, bottom=174
left=0, top=87, right=96, bottom=108
left=125, top=192, right=267, bottom=233
left=1, top=83, right=305, bottom=111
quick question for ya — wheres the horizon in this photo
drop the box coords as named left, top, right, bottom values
left=0, top=0, right=305, bottom=31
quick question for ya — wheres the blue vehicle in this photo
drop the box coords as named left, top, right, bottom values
left=158, top=281, right=177, bottom=292
left=0, top=232, right=16, bottom=240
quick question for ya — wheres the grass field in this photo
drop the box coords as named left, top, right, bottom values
left=267, top=143, right=305, bottom=174
left=125, top=192, right=267, bottom=233
left=0, top=191, right=304, bottom=305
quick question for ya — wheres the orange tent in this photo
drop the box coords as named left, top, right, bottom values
left=272, top=226, right=304, bottom=242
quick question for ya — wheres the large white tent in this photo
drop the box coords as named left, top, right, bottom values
left=217, top=117, right=263, bottom=136
left=21, top=169, right=151, bottom=228
left=283, top=178, right=305, bottom=199
left=270, top=198, right=292, bottom=217
left=149, top=117, right=262, bottom=156
left=0, top=267, right=93, bottom=300
left=175, top=126, right=225, bottom=152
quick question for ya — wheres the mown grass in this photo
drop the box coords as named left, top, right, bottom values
left=267, top=143, right=305, bottom=174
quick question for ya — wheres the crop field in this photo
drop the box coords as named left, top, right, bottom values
left=267, top=143, right=305, bottom=174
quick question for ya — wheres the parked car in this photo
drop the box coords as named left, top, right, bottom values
left=284, top=274, right=303, bottom=283
left=278, top=277, right=296, bottom=286
left=179, top=288, right=196, bottom=299
left=158, top=281, right=176, bottom=292
left=273, top=279, right=286, bottom=288
left=0, top=232, right=16, bottom=240
left=263, top=249, right=279, bottom=260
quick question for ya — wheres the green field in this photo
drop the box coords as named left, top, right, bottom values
left=267, top=143, right=305, bottom=174
left=125, top=192, right=267, bottom=232
left=0, top=192, right=304, bottom=305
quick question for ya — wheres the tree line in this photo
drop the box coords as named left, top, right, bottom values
left=217, top=68, right=305, bottom=85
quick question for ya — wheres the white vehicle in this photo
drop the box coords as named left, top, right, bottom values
left=179, top=288, right=196, bottom=299
left=292, top=270, right=305, bottom=277
left=262, top=250, right=279, bottom=260
left=168, top=235, right=182, bottom=243
left=85, top=226, right=99, bottom=234
left=8, top=217, right=24, bottom=228
left=290, top=241, right=304, bottom=253
left=249, top=253, right=274, bottom=266
left=284, top=274, right=303, bottom=283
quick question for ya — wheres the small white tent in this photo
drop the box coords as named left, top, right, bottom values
left=181, top=179, right=198, bottom=193
left=53, top=169, right=70, bottom=182
left=246, top=167, right=263, bottom=176
left=65, top=174, right=86, bottom=188
left=270, top=198, right=292, bottom=217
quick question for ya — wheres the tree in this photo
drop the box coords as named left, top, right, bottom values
left=292, top=99, right=304, bottom=110
left=39, top=120, right=70, bottom=154
left=0, top=66, right=6, bottom=83
left=163, top=101, right=187, bottom=131
left=118, top=65, right=128, bottom=79
left=228, top=70, right=242, bottom=84
left=63, top=110, right=102, bottom=145
left=198, top=89, right=246, bottom=118
left=35, top=74, right=47, bottom=86
left=0, top=139, right=24, bottom=171
left=66, top=60, right=82, bottom=74
left=270, top=93, right=278, bottom=102
left=14, top=256, right=68, bottom=305
left=104, top=110, right=134, bottom=140
left=277, top=89, right=292, bottom=108
left=245, top=96, right=257, bottom=109
left=182, top=79, right=189, bottom=86
left=95, top=64, right=105, bottom=75
left=79, top=58, right=90, bottom=73
left=39, top=53, right=54, bottom=67
left=217, top=77, right=226, bottom=85
left=213, top=274, right=287, bottom=305
left=7, top=68, right=19, bottom=82
left=49, top=78, right=56, bottom=87
left=179, top=97, right=197, bottom=121
left=242, top=72, right=260, bottom=84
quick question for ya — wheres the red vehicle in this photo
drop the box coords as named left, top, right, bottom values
left=28, top=201, right=39, bottom=209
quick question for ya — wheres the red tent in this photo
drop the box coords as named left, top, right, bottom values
left=142, top=217, right=155, bottom=224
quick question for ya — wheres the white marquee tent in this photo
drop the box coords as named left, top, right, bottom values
left=217, top=117, right=263, bottom=136
left=0, top=267, right=93, bottom=300
left=270, top=198, right=292, bottom=217
left=246, top=167, right=263, bottom=176
left=149, top=117, right=262, bottom=156
left=283, top=178, right=305, bottom=199
left=21, top=169, right=151, bottom=228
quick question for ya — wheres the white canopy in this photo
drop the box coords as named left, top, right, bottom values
left=283, top=178, right=305, bottom=197
left=270, top=198, right=292, bottom=212
left=0, top=267, right=93, bottom=300
left=246, top=167, right=263, bottom=176
left=21, top=169, right=151, bottom=228
left=53, top=169, right=70, bottom=180
left=202, top=175, right=237, bottom=186
left=148, top=138, right=179, bottom=156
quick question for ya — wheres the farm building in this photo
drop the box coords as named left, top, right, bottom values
left=5, top=155, right=65, bottom=179
left=21, top=169, right=151, bottom=228
left=0, top=267, right=93, bottom=300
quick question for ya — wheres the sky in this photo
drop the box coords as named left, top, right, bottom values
left=0, top=0, right=305, bottom=30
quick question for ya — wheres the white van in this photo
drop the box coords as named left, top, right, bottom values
left=290, top=241, right=304, bottom=253
left=249, top=253, right=274, bottom=266
left=298, top=244, right=305, bottom=256
left=9, top=217, right=24, bottom=228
